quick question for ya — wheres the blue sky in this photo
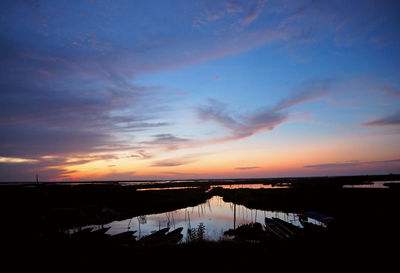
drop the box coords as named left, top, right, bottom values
left=1, top=0, right=399, bottom=181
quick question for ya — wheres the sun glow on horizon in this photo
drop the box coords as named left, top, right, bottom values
left=1, top=1, right=400, bottom=181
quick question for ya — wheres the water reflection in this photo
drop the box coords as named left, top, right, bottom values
left=207, top=183, right=288, bottom=191
left=136, top=186, right=200, bottom=191
left=103, top=196, right=303, bottom=241
left=343, top=180, right=400, bottom=189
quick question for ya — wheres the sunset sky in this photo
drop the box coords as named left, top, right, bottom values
left=1, top=0, right=400, bottom=181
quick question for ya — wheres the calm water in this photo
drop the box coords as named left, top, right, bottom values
left=343, top=180, right=400, bottom=188
left=207, top=183, right=288, bottom=191
left=136, top=186, right=201, bottom=191
left=93, top=196, right=305, bottom=241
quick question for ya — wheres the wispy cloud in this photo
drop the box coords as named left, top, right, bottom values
left=304, top=159, right=400, bottom=169
left=0, top=157, right=38, bottom=164
left=196, top=79, right=330, bottom=143
left=128, top=150, right=153, bottom=160
left=227, top=1, right=243, bottom=14
left=362, top=111, right=400, bottom=127
left=157, top=171, right=199, bottom=177
left=379, top=86, right=400, bottom=97
left=143, top=134, right=191, bottom=150
left=2, top=0, right=399, bottom=181
left=0, top=154, right=118, bottom=182
left=193, top=0, right=264, bottom=26
left=150, top=152, right=206, bottom=168
left=240, top=0, right=267, bottom=25
left=235, top=166, right=260, bottom=170
left=196, top=98, right=287, bottom=143
left=151, top=157, right=195, bottom=167
left=272, top=80, right=331, bottom=112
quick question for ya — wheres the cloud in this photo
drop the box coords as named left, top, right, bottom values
left=151, top=153, right=204, bottom=168
left=196, top=100, right=286, bottom=143
left=279, top=0, right=317, bottom=29
left=240, top=0, right=267, bottom=25
left=362, top=111, right=400, bottom=127
left=196, top=79, right=329, bottom=143
left=304, top=161, right=362, bottom=169
left=91, top=171, right=137, bottom=181
left=129, top=150, right=153, bottom=160
left=235, top=166, right=260, bottom=170
left=151, top=158, right=195, bottom=167
left=227, top=1, right=244, bottom=14
left=0, top=157, right=38, bottom=164
left=0, top=123, right=111, bottom=157
left=0, top=47, right=173, bottom=158
left=143, top=134, right=191, bottom=150
left=304, top=159, right=400, bottom=169
left=272, top=79, right=331, bottom=112
left=196, top=99, right=240, bottom=130
left=0, top=153, right=122, bottom=182
left=0, top=156, right=74, bottom=182
left=2, top=0, right=399, bottom=181
left=158, top=171, right=198, bottom=176
left=150, top=134, right=190, bottom=144
left=379, top=86, right=400, bottom=97
left=0, top=162, right=73, bottom=182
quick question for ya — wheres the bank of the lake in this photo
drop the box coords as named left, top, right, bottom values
left=1, top=175, right=399, bottom=271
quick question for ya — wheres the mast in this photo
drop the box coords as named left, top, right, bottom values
left=233, top=203, right=236, bottom=230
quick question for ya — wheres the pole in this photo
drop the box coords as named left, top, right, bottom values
left=234, top=203, right=236, bottom=230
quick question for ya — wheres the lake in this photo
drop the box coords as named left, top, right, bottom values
left=343, top=180, right=400, bottom=188
left=89, top=195, right=310, bottom=241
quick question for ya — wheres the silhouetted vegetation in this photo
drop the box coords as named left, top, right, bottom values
left=187, top=222, right=206, bottom=242
left=1, top=175, right=399, bottom=271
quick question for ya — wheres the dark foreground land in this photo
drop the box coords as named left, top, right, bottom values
left=1, top=174, right=399, bottom=271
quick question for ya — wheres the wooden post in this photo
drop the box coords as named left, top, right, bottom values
left=233, top=203, right=236, bottom=230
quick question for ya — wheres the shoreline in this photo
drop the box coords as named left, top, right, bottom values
left=1, top=173, right=399, bottom=188
left=2, top=174, right=399, bottom=270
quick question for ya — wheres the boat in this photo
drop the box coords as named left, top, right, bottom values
left=302, top=211, right=334, bottom=226
left=265, top=217, right=291, bottom=239
left=70, top=227, right=94, bottom=239
left=224, top=222, right=267, bottom=241
left=91, top=226, right=111, bottom=235
left=111, top=230, right=137, bottom=243
left=163, top=227, right=184, bottom=244
left=272, top=217, right=299, bottom=236
left=78, top=226, right=111, bottom=241
left=299, top=217, right=325, bottom=232
left=138, top=227, right=170, bottom=244
left=166, top=227, right=183, bottom=236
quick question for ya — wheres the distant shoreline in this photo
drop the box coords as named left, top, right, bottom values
left=1, top=173, right=399, bottom=189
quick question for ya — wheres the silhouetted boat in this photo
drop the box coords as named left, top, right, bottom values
left=224, top=222, right=267, bottom=241
left=302, top=211, right=334, bottom=226
left=91, top=226, right=111, bottom=235
left=70, top=227, right=94, bottom=238
left=299, top=217, right=326, bottom=232
left=111, top=230, right=137, bottom=243
left=139, top=227, right=170, bottom=244
left=265, top=217, right=291, bottom=239
left=272, top=217, right=300, bottom=236
left=163, top=227, right=184, bottom=244
left=166, top=227, right=183, bottom=236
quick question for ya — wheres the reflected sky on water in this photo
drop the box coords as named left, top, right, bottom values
left=207, top=184, right=289, bottom=191
left=343, top=181, right=400, bottom=189
left=102, top=196, right=302, bottom=241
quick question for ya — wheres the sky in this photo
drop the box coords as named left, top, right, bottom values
left=1, top=0, right=400, bottom=182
